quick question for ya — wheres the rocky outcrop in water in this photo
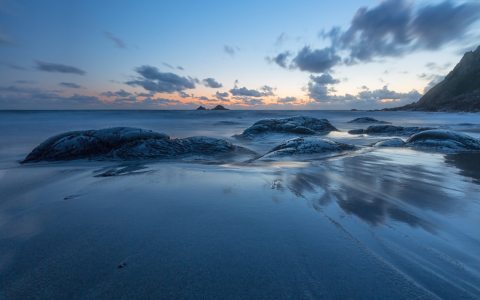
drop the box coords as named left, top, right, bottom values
left=235, top=116, right=338, bottom=139
left=406, top=130, right=480, bottom=150
left=22, top=127, right=254, bottom=163
left=384, top=45, right=480, bottom=112
left=256, top=137, right=355, bottom=159
left=212, top=105, right=229, bottom=110
left=196, top=106, right=207, bottom=110
left=369, top=130, right=480, bottom=151
left=347, top=117, right=390, bottom=124
left=348, top=125, right=434, bottom=136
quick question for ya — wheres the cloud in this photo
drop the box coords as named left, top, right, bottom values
left=269, top=51, right=291, bottom=68
left=291, top=46, right=342, bottom=73
left=233, top=97, right=265, bottom=106
left=425, top=62, right=451, bottom=71
left=15, top=80, right=36, bottom=84
left=203, top=78, right=223, bottom=88
left=277, top=97, right=298, bottom=104
left=163, top=62, right=174, bottom=69
left=215, top=91, right=229, bottom=101
left=125, top=65, right=196, bottom=95
left=178, top=91, right=192, bottom=98
left=325, top=0, right=480, bottom=63
left=276, top=32, right=288, bottom=46
left=259, top=85, right=275, bottom=96
left=177, top=66, right=184, bottom=70
left=274, top=0, right=480, bottom=73
left=224, top=45, right=237, bottom=56
left=103, top=31, right=126, bottom=49
left=101, top=89, right=133, bottom=97
left=5, top=64, right=27, bottom=70
left=59, top=82, right=82, bottom=89
left=310, top=74, right=340, bottom=85
left=418, top=74, right=445, bottom=93
left=35, top=60, right=86, bottom=75
left=230, top=87, right=262, bottom=97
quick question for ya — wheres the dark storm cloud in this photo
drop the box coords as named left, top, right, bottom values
left=307, top=74, right=341, bottom=102
left=103, top=31, right=126, bottom=49
left=125, top=65, right=196, bottom=94
left=291, top=46, right=342, bottom=73
left=59, top=82, right=82, bottom=89
left=357, top=86, right=421, bottom=102
left=35, top=61, right=86, bottom=75
left=203, top=78, right=223, bottom=88
left=101, top=89, right=133, bottom=97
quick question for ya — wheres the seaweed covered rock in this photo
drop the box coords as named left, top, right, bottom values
left=22, top=127, right=254, bottom=163
left=406, top=130, right=480, bottom=150
left=371, top=138, right=406, bottom=147
left=347, top=117, right=390, bottom=124
left=257, top=137, right=355, bottom=159
left=348, top=125, right=434, bottom=136
left=235, top=116, right=338, bottom=139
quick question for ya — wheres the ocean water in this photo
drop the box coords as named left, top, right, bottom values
left=0, top=110, right=479, bottom=299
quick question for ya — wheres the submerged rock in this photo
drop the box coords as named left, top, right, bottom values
left=406, top=130, right=480, bottom=150
left=257, top=137, right=355, bottom=159
left=348, top=125, right=433, bottom=136
left=371, top=138, right=406, bottom=147
left=347, top=117, right=390, bottom=124
left=22, top=127, right=254, bottom=163
left=235, top=116, right=338, bottom=139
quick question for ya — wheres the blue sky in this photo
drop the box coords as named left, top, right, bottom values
left=0, top=0, right=479, bottom=109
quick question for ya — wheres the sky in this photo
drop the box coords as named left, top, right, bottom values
left=0, top=0, right=479, bottom=110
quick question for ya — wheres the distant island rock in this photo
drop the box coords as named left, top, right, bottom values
left=212, top=105, right=229, bottom=110
left=234, top=116, right=339, bottom=139
left=384, top=45, right=480, bottom=112
left=21, top=127, right=254, bottom=163
left=347, top=117, right=390, bottom=124
left=195, top=105, right=229, bottom=110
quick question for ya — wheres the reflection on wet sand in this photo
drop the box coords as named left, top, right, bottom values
left=444, top=152, right=480, bottom=184
left=273, top=151, right=475, bottom=232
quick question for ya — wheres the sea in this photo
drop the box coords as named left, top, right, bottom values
left=0, top=110, right=479, bottom=299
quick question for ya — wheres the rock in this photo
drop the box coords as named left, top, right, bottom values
left=371, top=138, right=406, bottom=147
left=235, top=116, right=339, bottom=139
left=348, top=125, right=434, bottom=136
left=196, top=106, right=207, bottom=110
left=347, top=117, right=390, bottom=124
left=22, top=127, right=255, bottom=163
left=256, top=137, right=355, bottom=159
left=213, top=121, right=241, bottom=125
left=406, top=130, right=480, bottom=150
left=212, top=105, right=229, bottom=110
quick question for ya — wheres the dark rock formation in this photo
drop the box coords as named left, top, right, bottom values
left=348, top=125, right=434, bottom=136
left=212, top=105, right=229, bottom=110
left=347, top=117, right=390, bottom=124
left=235, top=116, right=339, bottom=139
left=256, top=137, right=355, bottom=159
left=384, top=45, right=480, bottom=112
left=406, top=130, right=480, bottom=150
left=22, top=127, right=254, bottom=163
left=196, top=106, right=207, bottom=110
